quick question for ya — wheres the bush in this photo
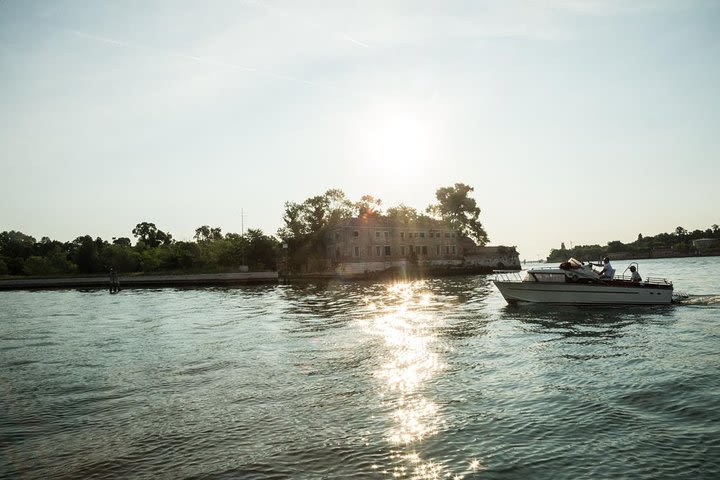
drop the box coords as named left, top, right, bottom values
left=23, top=256, right=56, bottom=275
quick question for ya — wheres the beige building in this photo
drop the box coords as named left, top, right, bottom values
left=325, top=217, right=519, bottom=275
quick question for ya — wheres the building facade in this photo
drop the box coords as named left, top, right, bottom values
left=325, top=217, right=519, bottom=275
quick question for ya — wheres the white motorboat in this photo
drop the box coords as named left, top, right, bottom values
left=493, top=258, right=673, bottom=305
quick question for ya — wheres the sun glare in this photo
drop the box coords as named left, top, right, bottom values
left=362, top=109, right=433, bottom=176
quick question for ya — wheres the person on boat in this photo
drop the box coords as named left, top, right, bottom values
left=593, top=256, right=615, bottom=280
left=629, top=265, right=642, bottom=282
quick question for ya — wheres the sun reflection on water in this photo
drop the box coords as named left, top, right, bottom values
left=364, top=281, right=483, bottom=479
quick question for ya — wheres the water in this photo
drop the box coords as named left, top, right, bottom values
left=1, top=257, right=719, bottom=479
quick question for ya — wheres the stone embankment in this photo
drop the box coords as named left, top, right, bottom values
left=0, top=272, right=278, bottom=291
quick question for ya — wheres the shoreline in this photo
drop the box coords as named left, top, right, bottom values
left=0, top=272, right=279, bottom=291
left=0, top=264, right=518, bottom=291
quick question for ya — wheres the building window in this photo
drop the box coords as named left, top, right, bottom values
left=420, top=232, right=425, bottom=238
left=384, top=231, right=389, bottom=239
left=354, top=246, right=360, bottom=257
left=445, top=233, right=450, bottom=238
left=422, top=246, right=428, bottom=255
left=353, top=231, right=359, bottom=238
left=445, top=245, right=450, bottom=254
left=376, top=231, right=381, bottom=238
left=384, top=246, right=391, bottom=256
left=334, top=232, right=340, bottom=241
left=436, top=245, right=440, bottom=255
left=376, top=246, right=381, bottom=256
left=401, top=246, right=405, bottom=255
left=451, top=245, right=456, bottom=254
left=400, top=232, right=405, bottom=239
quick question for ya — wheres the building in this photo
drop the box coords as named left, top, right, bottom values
left=324, top=217, right=519, bottom=276
left=693, top=238, right=718, bottom=250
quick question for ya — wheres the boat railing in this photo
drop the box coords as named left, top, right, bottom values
left=493, top=270, right=523, bottom=282
left=614, top=273, right=672, bottom=286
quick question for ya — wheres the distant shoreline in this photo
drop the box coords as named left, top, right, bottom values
left=0, top=264, right=521, bottom=291
left=545, top=251, right=720, bottom=263
left=0, top=272, right=278, bottom=291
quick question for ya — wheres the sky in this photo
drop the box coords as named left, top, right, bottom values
left=1, top=0, right=719, bottom=260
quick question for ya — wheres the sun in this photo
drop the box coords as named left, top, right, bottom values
left=361, top=107, right=433, bottom=177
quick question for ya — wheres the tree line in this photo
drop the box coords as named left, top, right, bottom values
left=547, top=224, right=720, bottom=262
left=1, top=183, right=488, bottom=277
left=0, top=223, right=278, bottom=276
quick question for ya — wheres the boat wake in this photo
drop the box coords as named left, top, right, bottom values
left=672, top=292, right=720, bottom=306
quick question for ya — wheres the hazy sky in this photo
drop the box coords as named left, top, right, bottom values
left=2, top=0, right=718, bottom=259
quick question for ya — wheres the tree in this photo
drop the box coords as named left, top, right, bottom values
left=194, top=225, right=223, bottom=242
left=675, top=226, right=687, bottom=237
left=712, top=224, right=719, bottom=234
left=72, top=235, right=101, bottom=274
left=100, top=244, right=140, bottom=272
left=386, top=204, right=432, bottom=225
left=245, top=229, right=280, bottom=270
left=132, top=222, right=172, bottom=248
left=607, top=240, right=625, bottom=252
left=277, top=201, right=308, bottom=241
left=277, top=189, right=356, bottom=272
left=113, top=237, right=132, bottom=246
left=560, top=242, right=566, bottom=250
left=0, top=230, right=36, bottom=259
left=638, top=233, right=643, bottom=241
left=355, top=195, right=383, bottom=218
left=278, top=189, right=355, bottom=243
left=324, top=188, right=354, bottom=223
left=427, top=183, right=489, bottom=245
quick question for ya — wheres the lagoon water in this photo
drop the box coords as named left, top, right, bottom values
left=1, top=257, right=720, bottom=479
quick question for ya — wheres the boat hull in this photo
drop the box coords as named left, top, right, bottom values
left=494, top=281, right=673, bottom=305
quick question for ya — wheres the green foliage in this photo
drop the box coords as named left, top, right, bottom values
left=23, top=256, right=56, bottom=276
left=139, top=249, right=162, bottom=272
left=355, top=194, right=383, bottom=218
left=194, top=226, right=223, bottom=242
left=277, top=189, right=356, bottom=271
left=0, top=223, right=282, bottom=276
left=547, top=223, right=720, bottom=262
left=71, top=235, right=102, bottom=274
left=113, top=237, right=132, bottom=246
left=427, top=183, right=489, bottom=245
left=100, top=244, right=141, bottom=273
left=132, top=222, right=172, bottom=248
left=5, top=257, right=25, bottom=275
left=0, top=230, right=36, bottom=259
left=244, top=229, right=280, bottom=270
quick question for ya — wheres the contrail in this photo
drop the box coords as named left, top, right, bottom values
left=64, top=28, right=331, bottom=89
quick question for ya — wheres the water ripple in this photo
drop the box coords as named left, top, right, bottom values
left=1, top=266, right=720, bottom=479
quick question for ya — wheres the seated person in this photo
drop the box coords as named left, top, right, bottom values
left=594, top=256, right=615, bottom=280
left=629, top=265, right=642, bottom=282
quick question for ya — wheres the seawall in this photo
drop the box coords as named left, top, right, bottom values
left=0, top=272, right=279, bottom=291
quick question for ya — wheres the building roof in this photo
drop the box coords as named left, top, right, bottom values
left=331, top=216, right=450, bottom=229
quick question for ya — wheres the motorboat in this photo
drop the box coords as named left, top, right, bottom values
left=493, top=258, right=673, bottom=305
